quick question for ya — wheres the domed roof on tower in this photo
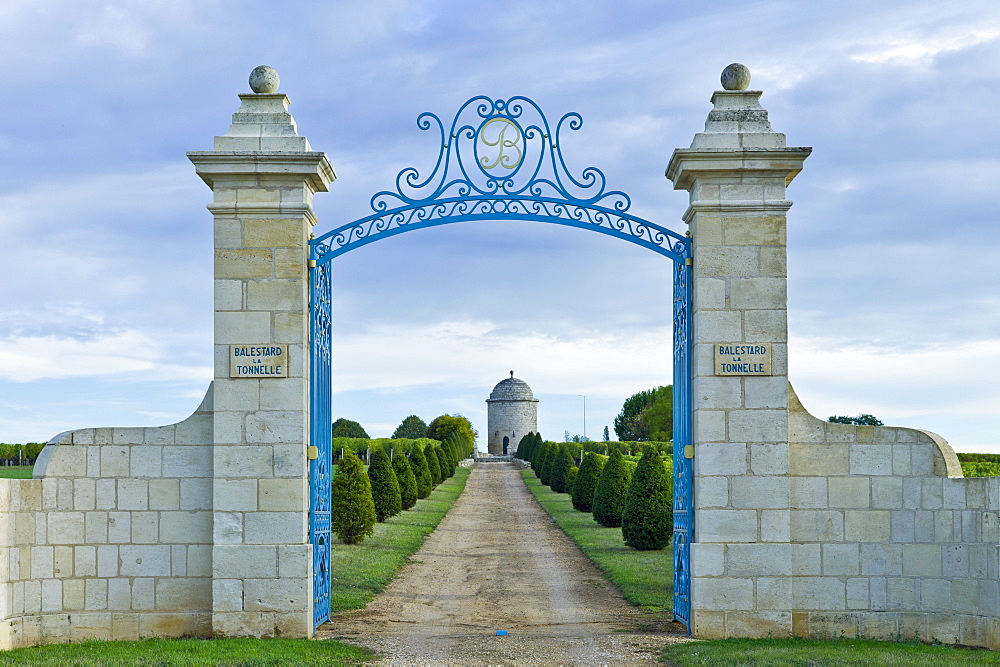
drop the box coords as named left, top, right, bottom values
left=487, top=371, right=537, bottom=402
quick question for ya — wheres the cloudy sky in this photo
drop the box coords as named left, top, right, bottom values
left=1, top=1, right=998, bottom=453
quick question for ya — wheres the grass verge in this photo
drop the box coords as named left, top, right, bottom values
left=330, top=465, right=470, bottom=612
left=0, top=466, right=33, bottom=479
left=520, top=470, right=672, bottom=612
left=662, top=636, right=1000, bottom=665
left=0, top=636, right=374, bottom=665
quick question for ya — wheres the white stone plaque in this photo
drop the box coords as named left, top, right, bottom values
left=230, top=344, right=289, bottom=378
left=714, top=343, right=772, bottom=376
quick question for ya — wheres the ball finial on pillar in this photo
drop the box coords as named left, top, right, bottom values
left=249, top=65, right=280, bottom=94
left=721, top=63, right=751, bottom=91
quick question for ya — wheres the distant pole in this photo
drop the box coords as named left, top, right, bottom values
left=578, top=395, right=586, bottom=440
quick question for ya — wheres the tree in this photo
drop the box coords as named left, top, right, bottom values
left=332, top=418, right=369, bottom=439
left=516, top=432, right=534, bottom=460
left=410, top=446, right=432, bottom=499
left=550, top=446, right=575, bottom=494
left=529, top=432, right=544, bottom=466
left=533, top=440, right=551, bottom=480
left=441, top=432, right=463, bottom=472
left=392, top=415, right=428, bottom=439
left=427, top=414, right=478, bottom=457
left=565, top=466, right=578, bottom=495
left=538, top=442, right=559, bottom=486
left=330, top=449, right=376, bottom=544
left=564, top=430, right=572, bottom=443
left=425, top=445, right=442, bottom=486
left=592, top=449, right=631, bottom=527
left=392, top=449, right=418, bottom=510
left=614, top=386, right=672, bottom=441
left=603, top=426, right=610, bottom=442
left=828, top=414, right=883, bottom=426
left=622, top=448, right=672, bottom=550
left=643, top=386, right=674, bottom=441
left=435, top=444, right=455, bottom=478
left=367, top=447, right=402, bottom=522
left=572, top=452, right=605, bottom=513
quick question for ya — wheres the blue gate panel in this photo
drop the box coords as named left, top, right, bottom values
left=672, top=257, right=693, bottom=630
left=309, top=261, right=332, bottom=628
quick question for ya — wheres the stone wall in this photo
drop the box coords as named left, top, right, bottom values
left=691, top=384, right=1000, bottom=648
left=486, top=401, right=537, bottom=455
left=0, top=386, right=214, bottom=648
left=669, top=69, right=1000, bottom=650
left=0, top=73, right=334, bottom=648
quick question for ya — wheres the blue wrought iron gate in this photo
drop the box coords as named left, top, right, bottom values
left=307, top=95, right=693, bottom=631
left=308, top=261, right=332, bottom=628
left=672, top=257, right=693, bottom=628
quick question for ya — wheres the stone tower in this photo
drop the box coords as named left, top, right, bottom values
left=486, top=371, right=539, bottom=455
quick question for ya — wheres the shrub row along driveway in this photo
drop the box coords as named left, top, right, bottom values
left=321, top=462, right=684, bottom=664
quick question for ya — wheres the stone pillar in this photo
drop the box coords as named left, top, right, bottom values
left=188, top=68, right=335, bottom=637
left=666, top=65, right=810, bottom=637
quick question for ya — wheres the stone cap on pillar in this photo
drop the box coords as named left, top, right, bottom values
left=187, top=67, right=336, bottom=210
left=666, top=65, right=810, bottom=193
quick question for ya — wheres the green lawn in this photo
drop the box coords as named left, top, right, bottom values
left=0, top=466, right=33, bottom=479
left=663, top=636, right=1000, bottom=665
left=0, top=636, right=373, bottom=665
left=0, top=467, right=471, bottom=663
left=520, top=470, right=672, bottom=612
left=330, top=465, right=470, bottom=612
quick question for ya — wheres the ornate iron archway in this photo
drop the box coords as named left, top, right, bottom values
left=308, top=96, right=693, bottom=630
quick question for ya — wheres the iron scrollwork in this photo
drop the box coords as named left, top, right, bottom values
left=310, top=96, right=689, bottom=264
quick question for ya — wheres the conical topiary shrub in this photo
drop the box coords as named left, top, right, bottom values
left=425, top=445, right=442, bottom=486
left=565, top=465, right=578, bottom=495
left=550, top=446, right=574, bottom=494
left=622, top=447, right=673, bottom=550
left=392, top=448, right=418, bottom=510
left=410, top=446, right=432, bottom=499
left=532, top=432, right=544, bottom=463
left=539, top=442, right=559, bottom=487
left=331, top=448, right=376, bottom=544
left=367, top=446, right=402, bottom=522
left=592, top=449, right=631, bottom=527
left=516, top=432, right=533, bottom=460
left=436, top=444, right=454, bottom=478
left=534, top=441, right=552, bottom=480
left=572, top=452, right=605, bottom=513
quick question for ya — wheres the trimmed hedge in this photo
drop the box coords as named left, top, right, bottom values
left=332, top=437, right=442, bottom=462
left=392, top=451, right=418, bottom=510
left=592, top=449, right=632, bottom=528
left=0, top=443, right=45, bottom=466
left=331, top=449, right=376, bottom=544
left=425, top=446, right=442, bottom=486
left=409, top=446, right=432, bottom=499
left=622, top=447, right=672, bottom=550
left=367, top=447, right=401, bottom=522
left=550, top=446, right=575, bottom=494
left=961, top=461, right=1000, bottom=477
left=572, top=452, right=605, bottom=513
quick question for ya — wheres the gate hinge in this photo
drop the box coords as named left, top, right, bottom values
left=684, top=445, right=694, bottom=459
left=307, top=445, right=319, bottom=460
left=685, top=258, right=693, bottom=266
left=307, top=259, right=317, bottom=268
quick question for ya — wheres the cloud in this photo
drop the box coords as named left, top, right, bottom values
left=331, top=319, right=672, bottom=400
left=0, top=329, right=209, bottom=383
left=850, top=27, right=1000, bottom=66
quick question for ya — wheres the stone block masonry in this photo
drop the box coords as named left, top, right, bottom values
left=0, top=388, right=214, bottom=648
left=0, top=71, right=334, bottom=647
left=668, top=67, right=1000, bottom=649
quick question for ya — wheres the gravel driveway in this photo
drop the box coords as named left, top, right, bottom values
left=319, top=461, right=688, bottom=665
